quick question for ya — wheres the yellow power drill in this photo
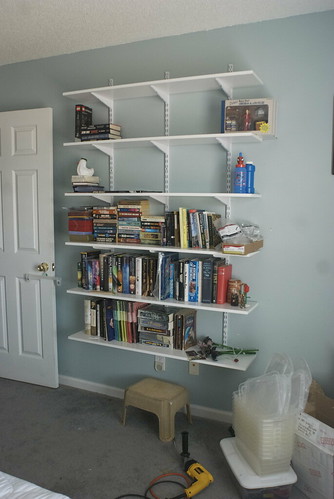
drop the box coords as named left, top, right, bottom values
left=183, top=459, right=214, bottom=497
left=170, top=431, right=214, bottom=498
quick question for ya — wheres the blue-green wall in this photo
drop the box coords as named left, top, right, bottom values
left=1, top=11, right=333, bottom=411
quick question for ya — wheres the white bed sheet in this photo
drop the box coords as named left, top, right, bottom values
left=0, top=472, right=70, bottom=499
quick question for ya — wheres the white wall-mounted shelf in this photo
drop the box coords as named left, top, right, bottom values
left=64, top=132, right=270, bottom=155
left=68, top=330, right=257, bottom=371
left=65, top=241, right=261, bottom=258
left=63, top=70, right=263, bottom=105
left=67, top=287, right=258, bottom=315
left=65, top=191, right=261, bottom=205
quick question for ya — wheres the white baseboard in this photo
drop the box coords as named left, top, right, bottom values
left=59, top=375, right=232, bottom=424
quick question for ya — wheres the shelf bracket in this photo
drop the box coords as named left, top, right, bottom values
left=212, top=195, right=230, bottom=206
left=91, top=91, right=114, bottom=110
left=215, top=137, right=232, bottom=153
left=93, top=143, right=115, bottom=158
left=151, top=140, right=169, bottom=154
left=215, top=77, right=233, bottom=99
left=150, top=85, right=169, bottom=104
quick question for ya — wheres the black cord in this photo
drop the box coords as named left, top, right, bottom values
left=114, top=476, right=187, bottom=499
left=113, top=494, right=147, bottom=499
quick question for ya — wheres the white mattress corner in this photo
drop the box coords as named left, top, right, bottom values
left=0, top=472, right=70, bottom=499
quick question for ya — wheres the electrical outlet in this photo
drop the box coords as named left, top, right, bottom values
left=154, top=355, right=166, bottom=372
left=189, top=362, right=199, bottom=375
left=228, top=63, right=234, bottom=72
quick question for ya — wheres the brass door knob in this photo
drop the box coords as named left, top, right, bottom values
left=37, top=262, right=49, bottom=272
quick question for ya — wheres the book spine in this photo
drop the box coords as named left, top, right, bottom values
left=90, top=299, right=98, bottom=336
left=75, top=104, right=92, bottom=139
left=188, top=259, right=199, bottom=302
left=201, top=258, right=214, bottom=303
left=179, top=208, right=189, bottom=249
left=183, top=260, right=190, bottom=302
left=84, top=299, right=91, bottom=335
left=135, top=256, right=143, bottom=296
left=106, top=301, right=115, bottom=341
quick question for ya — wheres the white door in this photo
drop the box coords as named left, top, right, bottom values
left=0, top=108, right=58, bottom=388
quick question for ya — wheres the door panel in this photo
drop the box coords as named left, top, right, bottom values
left=0, top=108, right=58, bottom=388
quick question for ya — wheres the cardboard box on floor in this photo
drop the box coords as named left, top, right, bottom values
left=292, top=380, right=334, bottom=499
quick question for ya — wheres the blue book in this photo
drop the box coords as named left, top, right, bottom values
left=122, top=255, right=130, bottom=294
left=221, top=100, right=226, bottom=133
left=188, top=259, right=200, bottom=302
left=105, top=301, right=115, bottom=341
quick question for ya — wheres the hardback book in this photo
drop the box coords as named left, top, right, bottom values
left=201, top=257, right=215, bottom=303
left=139, top=333, right=173, bottom=348
left=71, top=175, right=100, bottom=183
left=135, top=255, right=143, bottom=296
left=178, top=207, right=189, bottom=249
left=138, top=304, right=179, bottom=322
left=73, top=185, right=105, bottom=192
left=105, top=300, right=115, bottom=341
left=81, top=123, right=122, bottom=133
left=174, top=308, right=197, bottom=350
left=84, top=299, right=91, bottom=335
left=80, top=250, right=100, bottom=289
left=80, top=133, right=121, bottom=141
left=155, top=252, right=178, bottom=301
left=188, top=259, right=202, bottom=303
left=90, top=298, right=101, bottom=336
left=75, top=104, right=92, bottom=139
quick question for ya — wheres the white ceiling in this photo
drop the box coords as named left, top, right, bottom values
left=0, top=0, right=333, bottom=67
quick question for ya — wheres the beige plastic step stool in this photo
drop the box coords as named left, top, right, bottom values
left=122, top=378, right=192, bottom=441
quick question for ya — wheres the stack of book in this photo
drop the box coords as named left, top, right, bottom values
left=117, top=199, right=150, bottom=245
left=137, top=305, right=178, bottom=349
left=140, top=215, right=166, bottom=246
left=68, top=206, right=93, bottom=242
left=137, top=305, right=197, bottom=350
left=71, top=174, right=105, bottom=193
left=80, top=123, right=122, bottom=141
left=92, top=206, right=118, bottom=243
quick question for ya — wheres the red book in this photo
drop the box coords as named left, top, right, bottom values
left=216, top=264, right=232, bottom=304
left=68, top=219, right=93, bottom=232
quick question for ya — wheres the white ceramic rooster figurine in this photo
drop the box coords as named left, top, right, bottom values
left=77, top=158, right=94, bottom=176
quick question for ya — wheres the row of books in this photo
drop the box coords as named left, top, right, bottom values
left=75, top=104, right=122, bottom=141
left=79, top=249, right=232, bottom=304
left=85, top=299, right=196, bottom=350
left=68, top=200, right=222, bottom=249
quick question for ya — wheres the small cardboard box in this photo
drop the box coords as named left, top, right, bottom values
left=221, top=98, right=277, bottom=137
left=222, top=239, right=263, bottom=255
left=292, top=381, right=334, bottom=499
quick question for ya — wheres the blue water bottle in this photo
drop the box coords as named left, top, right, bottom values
left=246, top=161, right=255, bottom=194
left=233, top=153, right=247, bottom=193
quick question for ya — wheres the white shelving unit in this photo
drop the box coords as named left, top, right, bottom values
left=69, top=331, right=256, bottom=372
left=67, top=287, right=258, bottom=315
left=63, top=69, right=271, bottom=371
left=63, top=70, right=263, bottom=104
